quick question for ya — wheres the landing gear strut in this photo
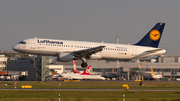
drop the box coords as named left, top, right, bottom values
left=81, top=58, right=88, bottom=68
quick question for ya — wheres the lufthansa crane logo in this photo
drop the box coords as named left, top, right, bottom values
left=149, top=30, right=161, bottom=41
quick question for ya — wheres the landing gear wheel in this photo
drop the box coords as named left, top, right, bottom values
left=81, top=63, right=88, bottom=68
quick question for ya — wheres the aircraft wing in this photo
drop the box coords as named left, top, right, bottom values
left=73, top=46, right=105, bottom=58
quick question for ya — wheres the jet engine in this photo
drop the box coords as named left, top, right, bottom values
left=57, top=52, right=74, bottom=62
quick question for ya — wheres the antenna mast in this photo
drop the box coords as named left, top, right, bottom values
left=116, top=35, right=120, bottom=44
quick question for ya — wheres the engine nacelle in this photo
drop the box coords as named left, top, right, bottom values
left=57, top=52, right=74, bottom=62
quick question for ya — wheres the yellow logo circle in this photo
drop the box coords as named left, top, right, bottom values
left=149, top=30, right=161, bottom=41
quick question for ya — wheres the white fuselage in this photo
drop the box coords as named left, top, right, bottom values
left=152, top=74, right=163, bottom=79
left=12, top=38, right=166, bottom=60
left=61, top=73, right=105, bottom=80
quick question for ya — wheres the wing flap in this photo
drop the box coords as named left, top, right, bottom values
left=73, top=46, right=105, bottom=58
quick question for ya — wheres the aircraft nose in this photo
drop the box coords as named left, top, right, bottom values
left=12, top=44, right=18, bottom=51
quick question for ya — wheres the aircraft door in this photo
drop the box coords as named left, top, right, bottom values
left=31, top=38, right=36, bottom=49
left=132, top=47, right=137, bottom=56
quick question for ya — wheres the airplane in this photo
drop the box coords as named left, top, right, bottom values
left=61, top=60, right=104, bottom=80
left=12, top=23, right=166, bottom=68
left=61, top=72, right=105, bottom=80
left=151, top=66, right=163, bottom=79
left=73, top=60, right=92, bottom=75
left=49, top=61, right=92, bottom=80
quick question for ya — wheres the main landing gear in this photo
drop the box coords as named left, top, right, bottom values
left=81, top=63, right=88, bottom=68
left=80, top=59, right=88, bottom=68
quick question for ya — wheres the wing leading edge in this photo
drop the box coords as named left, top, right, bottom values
left=73, top=46, right=105, bottom=59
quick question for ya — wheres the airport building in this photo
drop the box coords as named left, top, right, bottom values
left=35, top=56, right=49, bottom=81
left=57, top=55, right=180, bottom=80
left=7, top=58, right=36, bottom=81
left=0, top=55, right=7, bottom=71
left=2, top=50, right=180, bottom=81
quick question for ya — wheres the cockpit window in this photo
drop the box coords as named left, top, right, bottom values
left=18, top=41, right=26, bottom=44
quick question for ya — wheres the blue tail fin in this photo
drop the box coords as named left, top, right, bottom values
left=134, top=23, right=165, bottom=48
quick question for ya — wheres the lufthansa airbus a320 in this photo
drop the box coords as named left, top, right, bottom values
left=13, top=23, right=166, bottom=68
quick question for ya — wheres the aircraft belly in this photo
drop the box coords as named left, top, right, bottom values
left=38, top=50, right=56, bottom=56
left=99, top=51, right=132, bottom=60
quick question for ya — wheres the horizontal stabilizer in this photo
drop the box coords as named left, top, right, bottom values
left=145, top=49, right=165, bottom=53
left=134, top=48, right=166, bottom=58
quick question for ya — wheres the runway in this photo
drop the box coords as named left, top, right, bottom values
left=1, top=88, right=180, bottom=91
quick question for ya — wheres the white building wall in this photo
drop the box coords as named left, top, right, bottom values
left=0, top=55, right=7, bottom=71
